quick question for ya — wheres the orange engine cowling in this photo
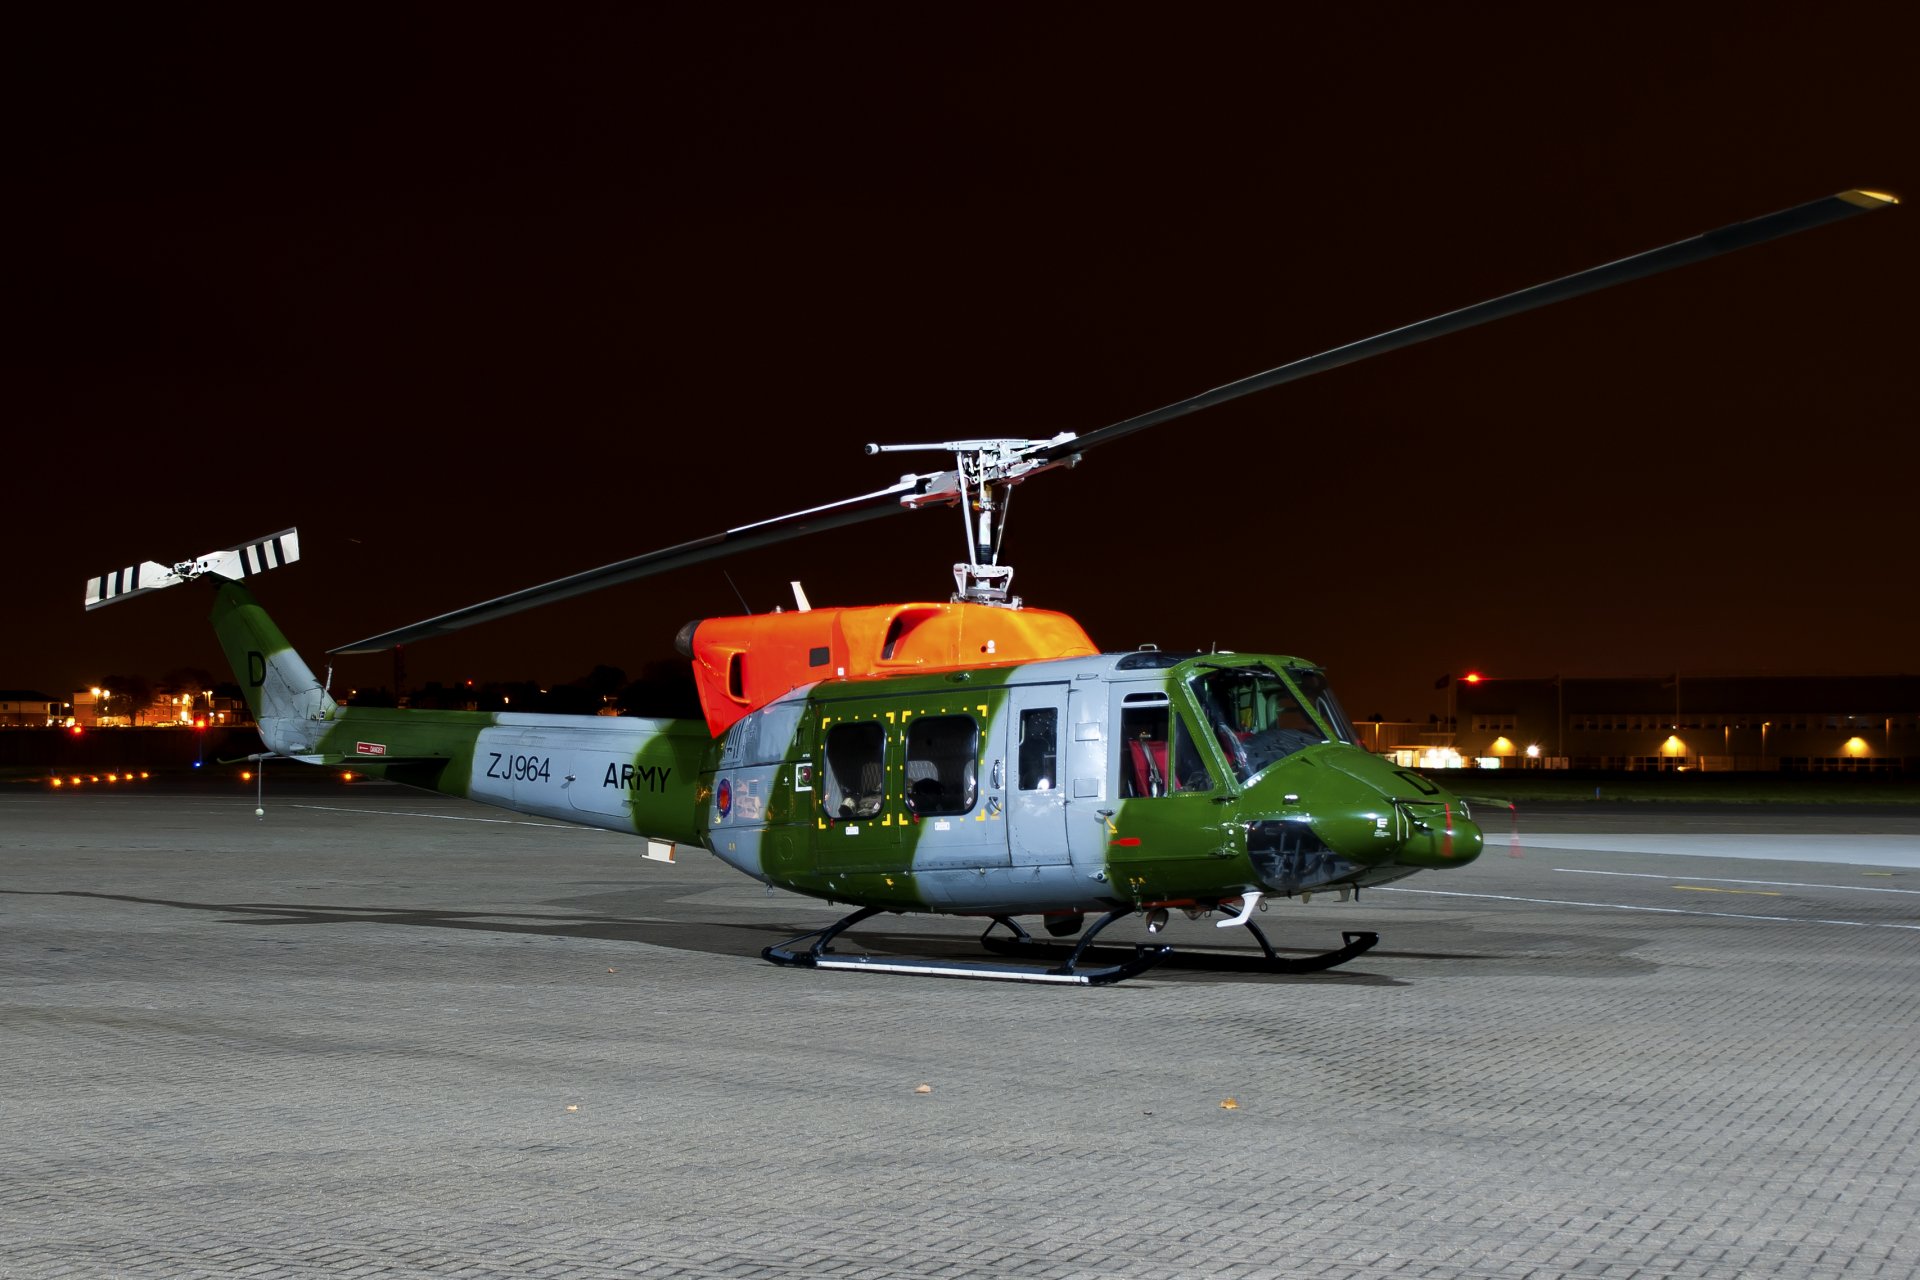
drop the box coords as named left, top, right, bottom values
left=675, top=601, right=1097, bottom=736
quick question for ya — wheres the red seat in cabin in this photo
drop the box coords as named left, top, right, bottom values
left=1125, top=739, right=1169, bottom=798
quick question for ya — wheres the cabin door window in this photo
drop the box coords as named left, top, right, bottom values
left=822, top=721, right=886, bottom=819
left=903, top=714, right=978, bottom=817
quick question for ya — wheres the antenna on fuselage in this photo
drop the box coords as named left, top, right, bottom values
left=863, top=434, right=1081, bottom=607
left=721, top=570, right=753, bottom=615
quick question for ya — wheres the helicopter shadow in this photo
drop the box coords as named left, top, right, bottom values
left=8, top=889, right=1530, bottom=985
left=5, top=888, right=784, bottom=959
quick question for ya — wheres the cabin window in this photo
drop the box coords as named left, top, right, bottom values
left=822, top=721, right=886, bottom=819
left=1118, top=699, right=1213, bottom=798
left=904, top=714, right=978, bottom=816
left=1017, top=708, right=1058, bottom=791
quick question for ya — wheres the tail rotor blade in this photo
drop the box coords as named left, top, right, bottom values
left=85, top=529, right=301, bottom=610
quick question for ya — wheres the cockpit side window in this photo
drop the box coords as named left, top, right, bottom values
left=1171, top=714, right=1214, bottom=793
left=1189, top=666, right=1328, bottom=783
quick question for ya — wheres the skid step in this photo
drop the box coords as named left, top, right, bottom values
left=772, top=947, right=1169, bottom=985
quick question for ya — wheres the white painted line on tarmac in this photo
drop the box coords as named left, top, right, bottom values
left=1514, top=833, right=1920, bottom=868
left=1558, top=868, right=1920, bottom=895
left=1375, top=885, right=1920, bottom=931
left=289, top=803, right=605, bottom=832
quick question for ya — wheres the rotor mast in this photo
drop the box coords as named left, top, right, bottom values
left=865, top=433, right=1079, bottom=607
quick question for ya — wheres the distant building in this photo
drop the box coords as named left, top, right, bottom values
left=63, top=688, right=249, bottom=729
left=133, top=692, right=248, bottom=728
left=1351, top=719, right=1438, bottom=757
left=0, top=691, right=64, bottom=727
left=70, top=688, right=125, bottom=728
left=1445, top=674, right=1919, bottom=772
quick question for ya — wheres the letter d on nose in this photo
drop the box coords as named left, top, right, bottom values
left=248, top=651, right=267, bottom=688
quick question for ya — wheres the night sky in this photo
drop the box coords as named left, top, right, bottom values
left=9, top=5, right=1915, bottom=722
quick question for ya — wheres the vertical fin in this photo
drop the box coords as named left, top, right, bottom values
left=209, top=579, right=338, bottom=756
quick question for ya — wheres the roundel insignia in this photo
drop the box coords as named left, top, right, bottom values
left=717, top=777, right=732, bottom=819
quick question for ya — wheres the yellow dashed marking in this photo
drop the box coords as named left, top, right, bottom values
left=1673, top=885, right=1782, bottom=896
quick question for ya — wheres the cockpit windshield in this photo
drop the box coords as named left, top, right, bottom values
left=1287, top=664, right=1359, bottom=746
left=1187, top=663, right=1347, bottom=783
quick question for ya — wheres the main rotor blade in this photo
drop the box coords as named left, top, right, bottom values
left=329, top=475, right=935, bottom=654
left=330, top=189, right=1893, bottom=655
left=1040, top=188, right=1896, bottom=462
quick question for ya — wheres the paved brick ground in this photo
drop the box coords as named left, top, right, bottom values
left=4, top=779, right=1918, bottom=1278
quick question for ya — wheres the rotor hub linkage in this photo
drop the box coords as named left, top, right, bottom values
left=865, top=434, right=1080, bottom=606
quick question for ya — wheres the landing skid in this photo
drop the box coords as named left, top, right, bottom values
left=762, top=906, right=1171, bottom=985
left=982, top=916, right=1380, bottom=976
left=1238, top=923, right=1379, bottom=973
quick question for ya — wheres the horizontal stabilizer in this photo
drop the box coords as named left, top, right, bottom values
left=85, top=529, right=300, bottom=610
left=284, top=754, right=443, bottom=768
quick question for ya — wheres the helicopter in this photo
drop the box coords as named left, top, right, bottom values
left=86, top=188, right=1894, bottom=984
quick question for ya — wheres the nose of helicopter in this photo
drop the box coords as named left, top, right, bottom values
left=1391, top=797, right=1485, bottom=867
left=1274, top=746, right=1485, bottom=869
